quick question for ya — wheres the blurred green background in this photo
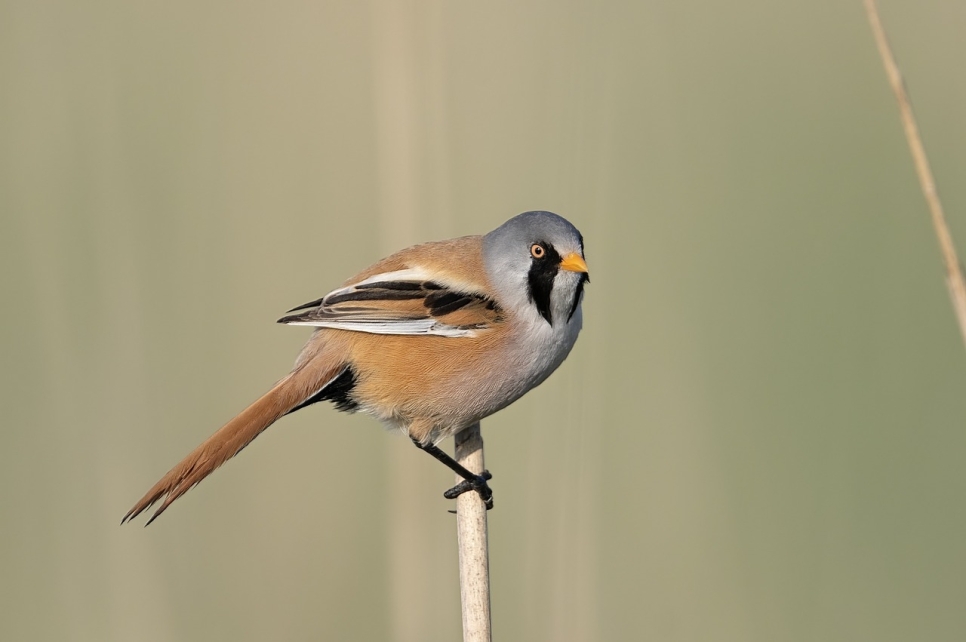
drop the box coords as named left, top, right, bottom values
left=3, top=1, right=966, bottom=640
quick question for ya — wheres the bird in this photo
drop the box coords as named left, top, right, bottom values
left=122, top=210, right=589, bottom=525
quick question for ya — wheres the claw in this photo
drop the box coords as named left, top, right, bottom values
left=443, top=470, right=494, bottom=509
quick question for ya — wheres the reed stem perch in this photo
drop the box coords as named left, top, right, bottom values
left=454, top=423, right=492, bottom=642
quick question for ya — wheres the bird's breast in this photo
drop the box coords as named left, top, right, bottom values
left=344, top=307, right=582, bottom=438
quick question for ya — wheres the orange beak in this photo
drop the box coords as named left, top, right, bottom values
left=558, top=252, right=589, bottom=274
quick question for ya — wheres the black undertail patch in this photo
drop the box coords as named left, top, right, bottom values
left=287, top=366, right=359, bottom=415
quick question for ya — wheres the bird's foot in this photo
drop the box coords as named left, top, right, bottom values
left=444, top=470, right=494, bottom=510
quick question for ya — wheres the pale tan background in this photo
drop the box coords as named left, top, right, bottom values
left=3, top=1, right=966, bottom=640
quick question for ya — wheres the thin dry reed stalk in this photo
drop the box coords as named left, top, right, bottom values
left=864, top=0, right=966, bottom=350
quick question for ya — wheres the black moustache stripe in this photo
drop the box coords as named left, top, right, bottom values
left=527, top=242, right=562, bottom=326
left=567, top=273, right=587, bottom=322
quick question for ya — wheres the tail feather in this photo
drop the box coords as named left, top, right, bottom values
left=122, top=361, right=346, bottom=525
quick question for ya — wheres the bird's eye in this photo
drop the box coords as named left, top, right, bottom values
left=530, top=243, right=546, bottom=259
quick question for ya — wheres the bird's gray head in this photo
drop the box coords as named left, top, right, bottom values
left=482, top=211, right=589, bottom=327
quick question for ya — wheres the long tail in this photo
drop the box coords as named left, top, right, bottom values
left=122, top=359, right=346, bottom=525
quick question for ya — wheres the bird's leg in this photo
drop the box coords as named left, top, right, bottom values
left=411, top=437, right=494, bottom=509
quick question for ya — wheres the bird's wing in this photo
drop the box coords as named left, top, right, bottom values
left=277, top=268, right=504, bottom=337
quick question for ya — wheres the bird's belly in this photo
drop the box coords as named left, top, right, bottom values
left=345, top=309, right=582, bottom=443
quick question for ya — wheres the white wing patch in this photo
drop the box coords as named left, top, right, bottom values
left=324, top=268, right=434, bottom=300
left=282, top=318, right=478, bottom=337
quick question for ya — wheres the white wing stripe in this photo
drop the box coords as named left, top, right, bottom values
left=352, top=269, right=433, bottom=288
left=283, top=319, right=477, bottom=338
